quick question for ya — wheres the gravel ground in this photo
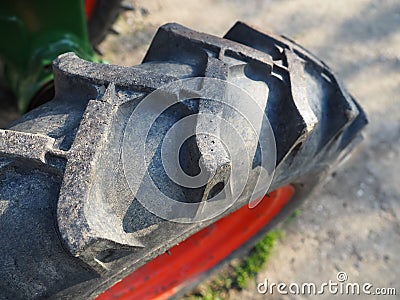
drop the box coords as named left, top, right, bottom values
left=1, top=1, right=399, bottom=299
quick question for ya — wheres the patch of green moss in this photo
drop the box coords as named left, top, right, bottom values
left=284, top=209, right=301, bottom=225
left=185, top=229, right=284, bottom=300
left=234, top=229, right=284, bottom=289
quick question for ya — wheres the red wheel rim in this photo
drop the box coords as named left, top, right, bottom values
left=84, top=0, right=96, bottom=19
left=97, top=185, right=295, bottom=300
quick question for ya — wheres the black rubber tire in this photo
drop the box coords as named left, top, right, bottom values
left=0, top=22, right=367, bottom=299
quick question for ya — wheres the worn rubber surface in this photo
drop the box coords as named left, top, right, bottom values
left=0, top=23, right=366, bottom=299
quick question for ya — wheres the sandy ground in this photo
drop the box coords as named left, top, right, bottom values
left=1, top=0, right=399, bottom=299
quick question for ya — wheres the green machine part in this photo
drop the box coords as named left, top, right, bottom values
left=0, top=0, right=95, bottom=112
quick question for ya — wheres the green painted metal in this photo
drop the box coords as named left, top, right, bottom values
left=0, top=0, right=95, bottom=112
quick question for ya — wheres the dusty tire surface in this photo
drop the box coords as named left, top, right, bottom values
left=0, top=0, right=398, bottom=299
left=0, top=21, right=366, bottom=300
